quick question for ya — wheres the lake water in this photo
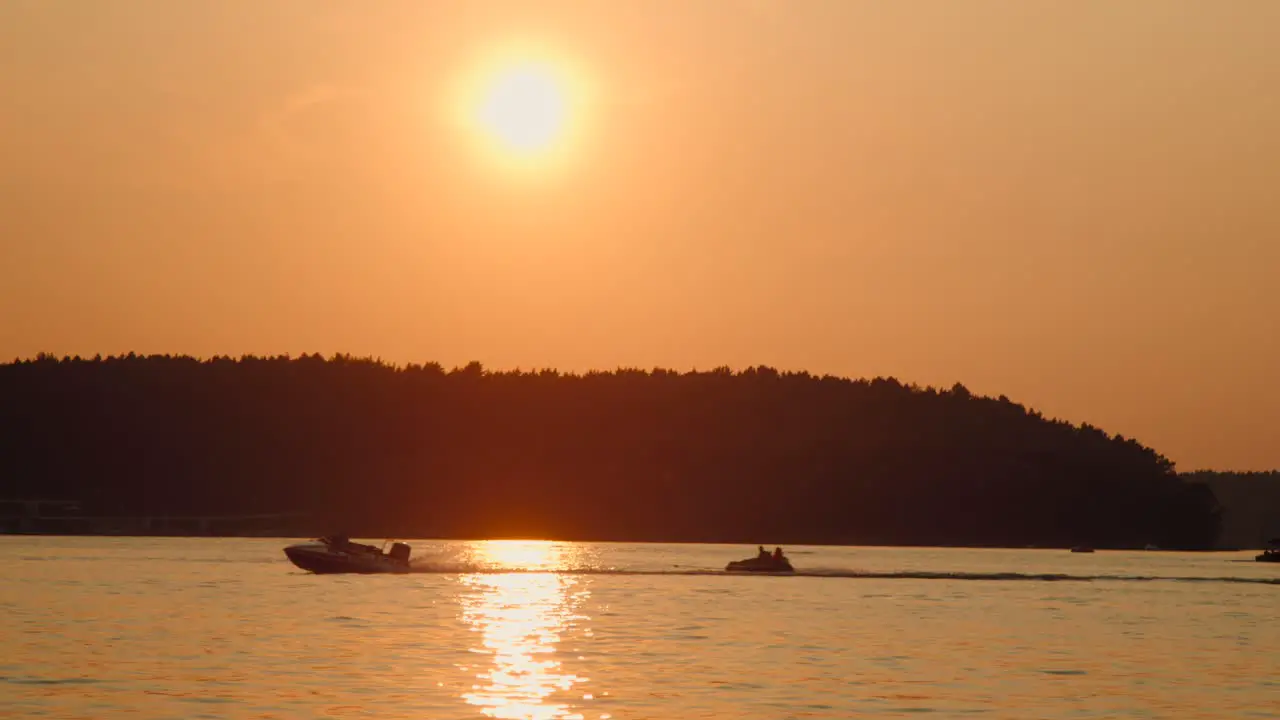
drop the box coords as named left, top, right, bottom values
left=2, top=537, right=1276, bottom=719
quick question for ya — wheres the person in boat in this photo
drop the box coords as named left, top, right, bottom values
left=757, top=546, right=769, bottom=559
left=772, top=547, right=785, bottom=562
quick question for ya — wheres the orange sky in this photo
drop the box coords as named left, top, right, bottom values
left=2, top=1, right=1277, bottom=470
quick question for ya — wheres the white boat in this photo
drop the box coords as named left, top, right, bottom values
left=284, top=536, right=412, bottom=574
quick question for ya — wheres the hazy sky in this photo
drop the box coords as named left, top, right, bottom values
left=2, top=1, right=1278, bottom=470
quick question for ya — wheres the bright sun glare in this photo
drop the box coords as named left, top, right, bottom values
left=476, top=62, right=569, bottom=156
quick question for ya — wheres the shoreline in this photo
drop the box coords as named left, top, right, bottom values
left=0, top=532, right=1252, bottom=551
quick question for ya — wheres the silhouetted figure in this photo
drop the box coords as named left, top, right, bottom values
left=726, top=546, right=795, bottom=573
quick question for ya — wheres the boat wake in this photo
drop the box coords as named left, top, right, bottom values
left=402, top=561, right=1279, bottom=586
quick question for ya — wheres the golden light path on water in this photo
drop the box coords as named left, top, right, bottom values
left=458, top=541, right=602, bottom=720
left=3, top=539, right=1279, bottom=718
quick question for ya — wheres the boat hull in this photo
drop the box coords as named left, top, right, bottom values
left=725, top=557, right=795, bottom=573
left=284, top=543, right=410, bottom=574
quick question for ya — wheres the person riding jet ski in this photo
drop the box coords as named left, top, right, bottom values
left=726, top=545, right=795, bottom=573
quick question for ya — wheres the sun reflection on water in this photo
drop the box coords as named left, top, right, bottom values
left=459, top=541, right=593, bottom=720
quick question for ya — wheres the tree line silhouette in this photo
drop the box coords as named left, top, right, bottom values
left=1, top=353, right=1221, bottom=548
left=1181, top=470, right=1280, bottom=549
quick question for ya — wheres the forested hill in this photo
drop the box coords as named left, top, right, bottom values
left=1, top=354, right=1220, bottom=548
left=1182, top=471, right=1280, bottom=549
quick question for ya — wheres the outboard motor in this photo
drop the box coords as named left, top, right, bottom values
left=389, top=542, right=412, bottom=563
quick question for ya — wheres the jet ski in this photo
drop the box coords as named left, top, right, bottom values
left=725, top=550, right=795, bottom=573
left=284, top=536, right=412, bottom=574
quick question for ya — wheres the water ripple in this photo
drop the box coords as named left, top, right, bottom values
left=1, top=538, right=1277, bottom=719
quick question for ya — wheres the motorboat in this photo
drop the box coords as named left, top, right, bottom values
left=1257, top=540, right=1280, bottom=563
left=284, top=536, right=412, bottom=574
left=1070, top=546, right=1095, bottom=553
left=726, top=551, right=794, bottom=573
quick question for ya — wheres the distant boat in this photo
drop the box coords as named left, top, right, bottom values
left=725, top=549, right=795, bottom=573
left=1144, top=544, right=1160, bottom=551
left=1258, top=538, right=1280, bottom=564
left=1070, top=545, right=1095, bottom=553
left=284, top=536, right=412, bottom=574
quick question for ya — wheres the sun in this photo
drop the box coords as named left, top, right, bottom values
left=475, top=61, right=569, bottom=156
left=451, top=46, right=589, bottom=171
